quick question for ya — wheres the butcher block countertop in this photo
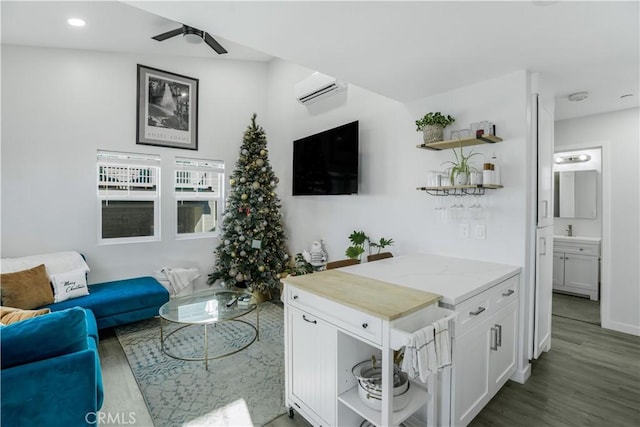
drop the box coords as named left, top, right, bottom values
left=282, top=269, right=441, bottom=321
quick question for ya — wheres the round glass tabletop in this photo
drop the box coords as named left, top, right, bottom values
left=159, top=289, right=256, bottom=324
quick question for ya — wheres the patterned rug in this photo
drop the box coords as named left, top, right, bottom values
left=115, top=302, right=286, bottom=427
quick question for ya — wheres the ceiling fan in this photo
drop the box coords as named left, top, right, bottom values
left=152, top=25, right=228, bottom=55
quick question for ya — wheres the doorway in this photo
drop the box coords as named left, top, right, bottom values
left=551, top=147, right=603, bottom=326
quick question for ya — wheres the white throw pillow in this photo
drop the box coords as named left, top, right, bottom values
left=50, top=269, right=89, bottom=303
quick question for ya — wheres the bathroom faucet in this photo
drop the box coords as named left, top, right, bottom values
left=566, top=224, right=573, bottom=237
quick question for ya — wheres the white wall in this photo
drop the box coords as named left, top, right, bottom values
left=265, top=59, right=529, bottom=269
left=555, top=109, right=640, bottom=335
left=1, top=45, right=268, bottom=288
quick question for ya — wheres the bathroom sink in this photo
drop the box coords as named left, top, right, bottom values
left=553, top=235, right=601, bottom=243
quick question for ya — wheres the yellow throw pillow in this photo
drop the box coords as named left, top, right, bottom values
left=0, top=306, right=51, bottom=325
left=0, top=264, right=54, bottom=309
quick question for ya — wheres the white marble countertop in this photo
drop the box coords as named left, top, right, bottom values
left=340, top=253, right=521, bottom=305
left=553, top=235, right=601, bottom=243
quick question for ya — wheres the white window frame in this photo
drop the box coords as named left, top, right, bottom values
left=174, top=157, right=225, bottom=239
left=97, top=150, right=161, bottom=245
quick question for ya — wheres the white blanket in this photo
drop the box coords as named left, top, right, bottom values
left=1, top=251, right=90, bottom=275
left=160, top=267, right=201, bottom=295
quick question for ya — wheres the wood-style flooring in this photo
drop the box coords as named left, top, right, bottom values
left=98, top=311, right=639, bottom=426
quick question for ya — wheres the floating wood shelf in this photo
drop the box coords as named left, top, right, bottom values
left=417, top=135, right=503, bottom=151
left=417, top=184, right=504, bottom=196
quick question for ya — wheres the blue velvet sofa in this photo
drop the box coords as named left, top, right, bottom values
left=1, top=307, right=103, bottom=427
left=41, top=276, right=170, bottom=329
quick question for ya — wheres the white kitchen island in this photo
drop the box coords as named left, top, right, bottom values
left=282, top=253, right=521, bottom=427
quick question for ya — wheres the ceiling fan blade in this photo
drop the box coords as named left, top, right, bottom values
left=152, top=27, right=184, bottom=41
left=204, top=33, right=228, bottom=54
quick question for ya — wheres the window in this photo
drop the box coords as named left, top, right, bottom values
left=97, top=150, right=161, bottom=244
left=175, top=157, right=224, bottom=238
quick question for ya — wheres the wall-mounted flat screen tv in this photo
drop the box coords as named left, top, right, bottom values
left=292, top=120, right=359, bottom=196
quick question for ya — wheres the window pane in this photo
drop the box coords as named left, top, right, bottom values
left=101, top=201, right=155, bottom=239
left=177, top=200, right=217, bottom=234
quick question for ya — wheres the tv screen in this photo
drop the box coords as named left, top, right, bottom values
left=292, top=121, right=359, bottom=196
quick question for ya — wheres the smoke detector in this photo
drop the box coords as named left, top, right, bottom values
left=568, top=92, right=589, bottom=102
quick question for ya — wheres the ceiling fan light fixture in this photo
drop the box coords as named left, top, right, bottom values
left=568, top=92, right=589, bottom=102
left=183, top=27, right=204, bottom=44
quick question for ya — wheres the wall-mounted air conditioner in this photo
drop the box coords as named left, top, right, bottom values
left=295, top=72, right=348, bottom=105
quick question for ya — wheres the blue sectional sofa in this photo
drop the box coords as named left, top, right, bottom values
left=0, top=251, right=171, bottom=425
left=1, top=307, right=103, bottom=427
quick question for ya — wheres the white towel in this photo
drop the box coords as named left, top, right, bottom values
left=402, top=324, right=437, bottom=383
left=160, top=267, right=201, bottom=295
left=434, top=317, right=452, bottom=368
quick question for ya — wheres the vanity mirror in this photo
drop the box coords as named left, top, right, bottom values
left=553, top=170, right=597, bottom=219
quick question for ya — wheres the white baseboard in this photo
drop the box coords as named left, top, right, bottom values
left=510, top=364, right=531, bottom=384
left=601, top=319, right=640, bottom=336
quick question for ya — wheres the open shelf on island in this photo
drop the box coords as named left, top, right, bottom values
left=417, top=184, right=503, bottom=196
left=417, top=135, right=503, bottom=151
left=338, top=382, right=430, bottom=427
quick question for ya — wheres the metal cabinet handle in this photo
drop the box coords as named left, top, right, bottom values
left=292, top=295, right=298, bottom=300
left=469, top=307, right=486, bottom=316
left=490, top=327, right=498, bottom=351
left=302, top=315, right=317, bottom=324
left=502, top=289, right=515, bottom=297
left=362, top=323, right=368, bottom=329
left=496, top=324, right=502, bottom=347
left=579, top=248, right=584, bottom=251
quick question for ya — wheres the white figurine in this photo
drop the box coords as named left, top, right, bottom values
left=302, top=240, right=327, bottom=270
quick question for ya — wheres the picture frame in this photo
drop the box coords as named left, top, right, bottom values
left=136, top=64, right=198, bottom=150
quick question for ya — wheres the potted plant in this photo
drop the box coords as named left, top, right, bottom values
left=415, top=112, right=455, bottom=144
left=442, top=146, right=480, bottom=186
left=345, top=231, right=394, bottom=261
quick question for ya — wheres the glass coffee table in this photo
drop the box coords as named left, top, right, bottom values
left=159, top=289, right=258, bottom=370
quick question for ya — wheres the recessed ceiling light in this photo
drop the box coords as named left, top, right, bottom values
left=568, top=92, right=589, bottom=102
left=67, top=18, right=86, bottom=27
left=620, top=94, right=634, bottom=99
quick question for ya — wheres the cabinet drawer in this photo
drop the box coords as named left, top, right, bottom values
left=491, top=275, right=519, bottom=312
left=287, top=285, right=382, bottom=345
left=453, top=292, right=492, bottom=337
left=554, top=242, right=599, bottom=256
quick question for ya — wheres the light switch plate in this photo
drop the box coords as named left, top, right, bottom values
left=474, top=224, right=486, bottom=240
left=459, top=223, right=469, bottom=238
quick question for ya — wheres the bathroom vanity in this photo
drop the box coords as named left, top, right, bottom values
left=553, top=236, right=601, bottom=300
left=282, top=254, right=521, bottom=427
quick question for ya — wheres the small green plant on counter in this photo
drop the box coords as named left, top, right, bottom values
left=286, top=253, right=314, bottom=276
left=442, top=145, right=481, bottom=185
left=415, top=112, right=455, bottom=131
left=345, top=231, right=395, bottom=261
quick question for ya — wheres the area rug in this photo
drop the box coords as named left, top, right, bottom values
left=115, top=302, right=286, bottom=427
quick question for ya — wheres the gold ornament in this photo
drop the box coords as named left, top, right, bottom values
left=241, top=194, right=248, bottom=200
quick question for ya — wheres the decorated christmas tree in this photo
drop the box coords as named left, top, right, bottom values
left=208, top=114, right=289, bottom=294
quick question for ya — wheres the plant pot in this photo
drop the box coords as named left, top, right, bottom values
left=452, top=171, right=469, bottom=186
left=422, top=125, right=444, bottom=144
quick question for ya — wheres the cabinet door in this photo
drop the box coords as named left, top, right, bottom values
left=289, top=307, right=336, bottom=426
left=452, top=324, right=491, bottom=427
left=489, top=303, right=518, bottom=390
left=564, top=254, right=599, bottom=298
left=564, top=254, right=598, bottom=290
left=552, top=252, right=565, bottom=289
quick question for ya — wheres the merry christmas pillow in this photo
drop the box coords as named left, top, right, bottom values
left=50, top=269, right=89, bottom=303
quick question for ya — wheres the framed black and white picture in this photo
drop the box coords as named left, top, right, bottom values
left=137, top=65, right=198, bottom=150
